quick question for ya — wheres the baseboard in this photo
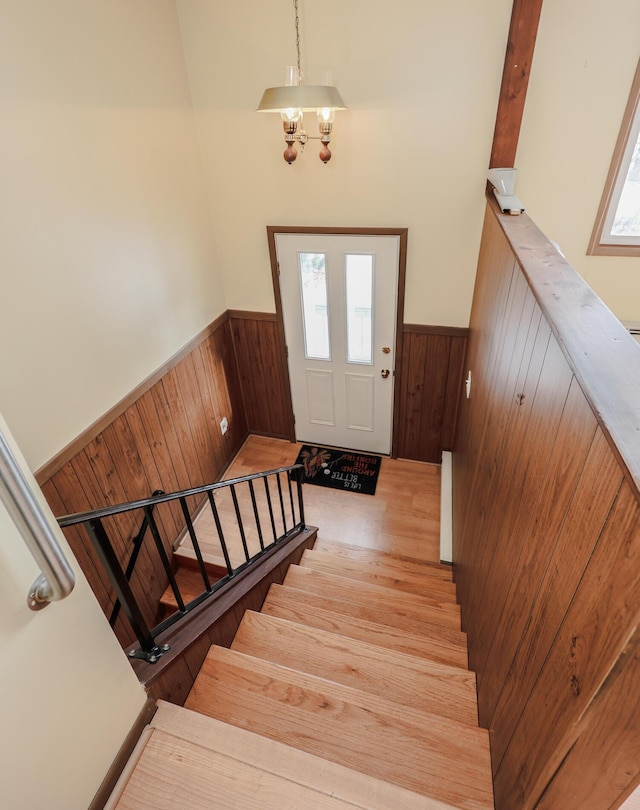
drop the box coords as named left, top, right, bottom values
left=440, top=451, right=453, bottom=564
left=88, top=696, right=156, bottom=810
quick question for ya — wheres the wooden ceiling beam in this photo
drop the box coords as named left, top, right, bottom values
left=490, top=0, right=544, bottom=169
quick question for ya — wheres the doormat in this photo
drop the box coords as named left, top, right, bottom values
left=294, top=445, right=382, bottom=496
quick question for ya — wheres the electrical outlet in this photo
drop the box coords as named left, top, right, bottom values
left=220, top=416, right=229, bottom=435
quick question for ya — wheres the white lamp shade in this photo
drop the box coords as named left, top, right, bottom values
left=257, top=84, right=346, bottom=112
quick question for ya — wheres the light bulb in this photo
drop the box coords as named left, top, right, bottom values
left=317, top=107, right=335, bottom=124
left=280, top=107, right=302, bottom=123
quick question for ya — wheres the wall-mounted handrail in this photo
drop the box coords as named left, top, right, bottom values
left=0, top=428, right=75, bottom=610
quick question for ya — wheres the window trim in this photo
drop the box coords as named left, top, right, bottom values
left=588, top=58, right=640, bottom=257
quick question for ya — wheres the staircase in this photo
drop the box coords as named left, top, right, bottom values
left=109, top=538, right=494, bottom=809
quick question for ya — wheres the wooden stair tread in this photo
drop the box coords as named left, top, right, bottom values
left=114, top=726, right=370, bottom=809
left=174, top=545, right=235, bottom=574
left=285, top=564, right=462, bottom=630
left=174, top=548, right=228, bottom=579
left=232, top=610, right=478, bottom=725
left=263, top=583, right=468, bottom=667
left=158, top=566, right=220, bottom=614
left=301, top=548, right=458, bottom=599
left=148, top=700, right=454, bottom=810
left=313, top=537, right=454, bottom=579
left=185, top=646, right=493, bottom=810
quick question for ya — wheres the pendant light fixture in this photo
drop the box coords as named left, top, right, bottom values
left=256, top=0, right=346, bottom=164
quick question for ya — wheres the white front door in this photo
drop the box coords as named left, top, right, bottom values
left=276, top=233, right=399, bottom=455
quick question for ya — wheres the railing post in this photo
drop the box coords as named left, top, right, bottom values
left=85, top=518, right=168, bottom=663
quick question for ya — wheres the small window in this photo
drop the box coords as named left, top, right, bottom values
left=589, top=58, right=640, bottom=256
left=299, top=252, right=330, bottom=360
left=345, top=254, right=373, bottom=364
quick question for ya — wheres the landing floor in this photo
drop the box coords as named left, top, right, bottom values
left=223, top=435, right=441, bottom=564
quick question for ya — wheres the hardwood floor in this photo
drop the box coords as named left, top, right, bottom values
left=112, top=435, right=495, bottom=810
left=221, top=435, right=442, bottom=563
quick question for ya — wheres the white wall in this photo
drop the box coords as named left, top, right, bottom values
left=516, top=0, right=640, bottom=323
left=176, top=0, right=512, bottom=325
left=0, top=414, right=146, bottom=809
left=0, top=1, right=226, bottom=470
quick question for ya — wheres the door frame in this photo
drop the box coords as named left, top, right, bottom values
left=266, top=226, right=408, bottom=458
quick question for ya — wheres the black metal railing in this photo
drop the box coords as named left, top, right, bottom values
left=57, top=465, right=306, bottom=663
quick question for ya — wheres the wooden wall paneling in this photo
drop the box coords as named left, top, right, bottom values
left=441, top=335, right=467, bottom=451
left=395, top=327, right=468, bottom=462
left=205, top=320, right=249, bottom=455
left=458, top=285, right=537, bottom=634
left=80, top=436, right=160, bottom=628
left=133, top=389, right=187, bottom=536
left=101, top=418, right=171, bottom=591
left=172, top=356, right=217, bottom=487
left=494, top=482, right=640, bottom=810
left=37, top=315, right=252, bottom=647
left=397, top=331, right=429, bottom=459
left=77, top=438, right=161, bottom=629
left=498, top=208, right=640, bottom=495
left=415, top=332, right=450, bottom=463
left=476, top=376, right=599, bottom=722
left=230, top=316, right=292, bottom=439
left=189, top=345, right=225, bottom=476
left=452, top=209, right=518, bottom=572
left=149, top=380, right=201, bottom=517
left=537, top=644, right=640, bottom=810
left=47, top=460, right=136, bottom=646
left=455, top=266, right=532, bottom=623
left=123, top=403, right=180, bottom=539
left=41, top=477, right=114, bottom=614
left=469, top=329, right=574, bottom=686
left=160, top=368, right=208, bottom=487
left=490, top=428, right=624, bottom=774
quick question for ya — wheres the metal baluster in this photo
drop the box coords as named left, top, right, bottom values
left=287, top=471, right=296, bottom=527
left=85, top=518, right=166, bottom=662
left=145, top=506, right=186, bottom=612
left=248, top=480, right=265, bottom=551
left=276, top=473, right=287, bottom=535
left=263, top=475, right=278, bottom=544
left=178, top=498, right=212, bottom=593
left=295, top=466, right=306, bottom=529
left=206, top=491, right=233, bottom=575
left=230, top=484, right=250, bottom=561
left=110, top=490, right=164, bottom=627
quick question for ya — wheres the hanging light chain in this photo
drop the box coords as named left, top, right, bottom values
left=294, top=0, right=302, bottom=81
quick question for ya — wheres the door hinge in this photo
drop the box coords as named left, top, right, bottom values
left=285, top=345, right=289, bottom=358
left=277, top=261, right=280, bottom=276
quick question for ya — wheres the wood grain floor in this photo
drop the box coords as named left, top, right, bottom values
left=112, top=436, right=495, bottom=810
left=213, top=435, right=442, bottom=563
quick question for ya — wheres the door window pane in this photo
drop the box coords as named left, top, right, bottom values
left=346, top=255, right=373, bottom=364
left=299, top=252, right=330, bottom=360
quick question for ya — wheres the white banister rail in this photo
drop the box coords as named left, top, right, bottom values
left=0, top=428, right=75, bottom=610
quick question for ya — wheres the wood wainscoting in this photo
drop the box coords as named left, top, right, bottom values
left=454, top=200, right=640, bottom=810
left=228, top=311, right=294, bottom=439
left=35, top=306, right=467, bottom=647
left=36, top=312, right=248, bottom=646
left=395, top=325, right=467, bottom=463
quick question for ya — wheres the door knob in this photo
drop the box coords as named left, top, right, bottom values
left=382, top=347, right=391, bottom=354
left=381, top=369, right=390, bottom=379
